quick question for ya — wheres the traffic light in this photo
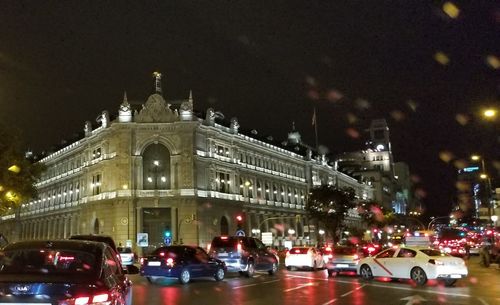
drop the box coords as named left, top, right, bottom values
left=164, top=227, right=172, bottom=246
left=236, top=215, right=243, bottom=229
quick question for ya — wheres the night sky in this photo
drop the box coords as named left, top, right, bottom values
left=1, top=1, right=499, bottom=217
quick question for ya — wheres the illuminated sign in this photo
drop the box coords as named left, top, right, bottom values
left=463, top=167, right=479, bottom=173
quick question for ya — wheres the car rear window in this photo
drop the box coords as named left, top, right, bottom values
left=333, top=247, right=357, bottom=255
left=211, top=237, right=239, bottom=248
left=419, top=249, right=449, bottom=257
left=290, top=248, right=309, bottom=254
left=153, top=247, right=186, bottom=258
left=117, top=247, right=133, bottom=253
left=0, top=248, right=97, bottom=275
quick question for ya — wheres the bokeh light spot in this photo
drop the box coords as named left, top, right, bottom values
left=486, top=55, right=500, bottom=69
left=443, top=2, right=460, bottom=19
left=346, top=128, right=360, bottom=139
left=406, top=100, right=418, bottom=112
left=439, top=151, right=454, bottom=163
left=434, top=51, right=450, bottom=65
left=390, top=110, right=405, bottom=122
left=455, top=113, right=470, bottom=125
left=326, top=89, right=344, bottom=102
left=346, top=113, right=358, bottom=124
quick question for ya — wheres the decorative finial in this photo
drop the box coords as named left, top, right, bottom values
left=292, top=121, right=296, bottom=131
left=123, top=91, right=128, bottom=104
left=153, top=71, right=162, bottom=95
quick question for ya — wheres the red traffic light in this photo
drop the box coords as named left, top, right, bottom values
left=236, top=215, right=243, bottom=222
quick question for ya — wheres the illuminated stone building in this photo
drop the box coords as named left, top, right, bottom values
left=1, top=73, right=372, bottom=250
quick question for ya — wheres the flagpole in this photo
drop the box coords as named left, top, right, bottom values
left=313, top=106, right=319, bottom=150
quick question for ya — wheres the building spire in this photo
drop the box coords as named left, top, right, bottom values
left=122, top=91, right=129, bottom=105
left=188, top=90, right=193, bottom=103
left=153, top=71, right=162, bottom=95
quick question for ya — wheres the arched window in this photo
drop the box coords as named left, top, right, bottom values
left=265, top=183, right=270, bottom=200
left=93, top=218, right=100, bottom=234
left=220, top=216, right=229, bottom=235
left=239, top=178, right=244, bottom=196
left=273, top=184, right=278, bottom=201
left=142, top=144, right=170, bottom=190
left=257, top=181, right=262, bottom=199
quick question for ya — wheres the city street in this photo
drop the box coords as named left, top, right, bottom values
left=128, top=256, right=500, bottom=305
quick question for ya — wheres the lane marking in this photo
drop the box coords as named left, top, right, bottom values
left=340, top=284, right=366, bottom=297
left=284, top=282, right=318, bottom=292
left=232, top=279, right=280, bottom=290
left=373, top=259, right=393, bottom=276
left=286, top=274, right=355, bottom=284
left=366, top=282, right=472, bottom=298
left=477, top=297, right=489, bottom=305
left=320, top=298, right=338, bottom=305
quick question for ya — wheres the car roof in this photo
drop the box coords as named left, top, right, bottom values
left=2, top=239, right=107, bottom=253
left=69, top=234, right=117, bottom=251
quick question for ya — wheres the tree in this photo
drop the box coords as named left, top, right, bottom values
left=357, top=201, right=392, bottom=228
left=306, top=185, right=357, bottom=244
left=0, top=125, right=44, bottom=215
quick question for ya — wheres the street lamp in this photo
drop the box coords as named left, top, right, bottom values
left=288, top=228, right=295, bottom=235
left=491, top=215, right=498, bottom=226
left=251, top=228, right=261, bottom=237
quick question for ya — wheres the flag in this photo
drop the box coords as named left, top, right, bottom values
left=312, top=108, right=316, bottom=126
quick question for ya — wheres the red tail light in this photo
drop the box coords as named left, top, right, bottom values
left=237, top=243, right=242, bottom=252
left=368, top=247, right=376, bottom=253
left=140, top=257, right=145, bottom=265
left=353, top=254, right=359, bottom=260
left=327, top=254, right=333, bottom=259
left=166, top=257, right=175, bottom=267
left=159, top=252, right=165, bottom=257
left=62, top=293, right=109, bottom=305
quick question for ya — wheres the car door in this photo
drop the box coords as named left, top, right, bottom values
left=371, top=248, right=396, bottom=277
left=195, top=247, right=216, bottom=276
left=103, top=247, right=130, bottom=304
left=390, top=248, right=417, bottom=278
left=252, top=238, right=271, bottom=270
left=184, top=247, right=204, bottom=277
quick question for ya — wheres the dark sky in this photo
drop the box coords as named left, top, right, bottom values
left=1, top=1, right=499, bottom=217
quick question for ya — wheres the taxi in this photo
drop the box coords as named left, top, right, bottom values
left=357, top=246, right=468, bottom=287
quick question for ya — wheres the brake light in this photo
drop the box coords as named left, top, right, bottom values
left=140, top=257, right=145, bottom=265
left=159, top=252, right=165, bottom=257
left=237, top=243, right=242, bottom=253
left=64, top=293, right=109, bottom=305
left=325, top=247, right=332, bottom=251
left=221, top=236, right=228, bottom=240
left=166, top=258, right=175, bottom=267
left=368, top=247, right=376, bottom=253
left=353, top=254, right=359, bottom=260
left=294, top=249, right=301, bottom=254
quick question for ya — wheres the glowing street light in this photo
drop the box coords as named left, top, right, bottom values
left=483, top=108, right=497, bottom=119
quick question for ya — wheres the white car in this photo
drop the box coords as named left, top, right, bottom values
left=357, top=246, right=468, bottom=286
left=285, top=247, right=325, bottom=270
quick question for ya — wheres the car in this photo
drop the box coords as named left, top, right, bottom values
left=118, top=246, right=137, bottom=266
left=208, top=236, right=278, bottom=277
left=69, top=234, right=119, bottom=254
left=285, top=246, right=325, bottom=271
left=140, top=245, right=226, bottom=284
left=357, top=246, right=468, bottom=287
left=0, top=239, right=134, bottom=304
left=325, top=245, right=363, bottom=276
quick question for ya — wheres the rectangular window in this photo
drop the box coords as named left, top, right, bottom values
left=216, top=172, right=230, bottom=193
left=92, top=174, right=101, bottom=195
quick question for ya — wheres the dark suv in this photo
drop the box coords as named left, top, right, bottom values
left=208, top=236, right=278, bottom=277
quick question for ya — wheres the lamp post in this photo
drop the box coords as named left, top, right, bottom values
left=491, top=215, right=498, bottom=227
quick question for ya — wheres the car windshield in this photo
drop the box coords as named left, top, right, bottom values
left=0, top=248, right=97, bottom=275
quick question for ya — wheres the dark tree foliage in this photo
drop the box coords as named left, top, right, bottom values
left=357, top=201, right=393, bottom=228
left=0, top=125, right=44, bottom=214
left=306, top=185, right=356, bottom=243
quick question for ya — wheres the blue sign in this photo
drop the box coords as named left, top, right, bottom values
left=164, top=236, right=172, bottom=246
left=463, top=166, right=479, bottom=172
left=235, top=229, right=246, bottom=237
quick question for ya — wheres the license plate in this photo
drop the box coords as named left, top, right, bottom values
left=450, top=274, right=461, bottom=278
left=336, top=264, right=349, bottom=268
left=148, top=261, right=161, bottom=266
left=218, top=253, right=228, bottom=257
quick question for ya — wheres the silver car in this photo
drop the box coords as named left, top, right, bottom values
left=325, top=246, right=363, bottom=276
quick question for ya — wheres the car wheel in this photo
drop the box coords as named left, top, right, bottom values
left=360, top=265, right=373, bottom=281
left=410, top=267, right=427, bottom=286
left=442, top=279, right=457, bottom=287
left=268, top=262, right=278, bottom=275
left=179, top=268, right=191, bottom=284
left=327, top=269, right=338, bottom=277
left=245, top=261, right=255, bottom=278
left=214, top=267, right=225, bottom=281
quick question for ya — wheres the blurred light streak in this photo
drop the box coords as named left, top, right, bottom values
left=346, top=128, right=360, bottom=139
left=407, top=100, right=418, bottom=112
left=326, top=89, right=343, bottom=102
left=390, top=110, right=405, bottom=121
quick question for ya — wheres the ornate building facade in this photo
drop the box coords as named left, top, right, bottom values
left=0, top=73, right=373, bottom=251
